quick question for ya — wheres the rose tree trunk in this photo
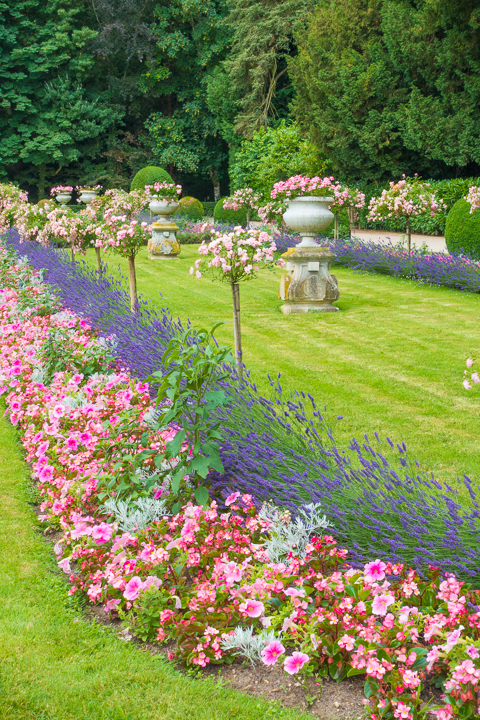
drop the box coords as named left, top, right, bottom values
left=231, top=282, right=243, bottom=376
left=128, top=255, right=138, bottom=313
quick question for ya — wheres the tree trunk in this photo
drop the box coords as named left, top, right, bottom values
left=71, top=241, right=75, bottom=263
left=209, top=168, right=221, bottom=203
left=128, top=254, right=138, bottom=313
left=406, top=218, right=411, bottom=254
left=334, top=212, right=339, bottom=241
left=95, top=247, right=102, bottom=274
left=231, top=282, right=243, bottom=377
left=38, top=163, right=46, bottom=201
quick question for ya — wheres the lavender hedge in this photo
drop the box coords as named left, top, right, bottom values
left=7, top=230, right=480, bottom=583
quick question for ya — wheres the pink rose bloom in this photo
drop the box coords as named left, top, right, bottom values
left=261, top=641, right=285, bottom=666
left=91, top=522, right=114, bottom=544
left=364, top=559, right=387, bottom=583
left=240, top=599, right=265, bottom=618
left=466, top=357, right=473, bottom=368
left=284, top=652, right=309, bottom=675
left=123, top=576, right=144, bottom=601
left=463, top=379, right=472, bottom=390
left=371, top=594, right=395, bottom=616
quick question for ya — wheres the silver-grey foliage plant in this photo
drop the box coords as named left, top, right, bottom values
left=260, top=502, right=332, bottom=563
left=220, top=627, right=281, bottom=666
left=102, top=496, right=170, bottom=532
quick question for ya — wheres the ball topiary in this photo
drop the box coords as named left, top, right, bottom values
left=445, top=199, right=480, bottom=257
left=178, top=196, right=204, bottom=221
left=130, top=166, right=173, bottom=193
left=37, top=198, right=52, bottom=207
left=213, top=197, right=248, bottom=226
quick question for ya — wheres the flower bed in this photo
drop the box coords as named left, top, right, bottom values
left=3, top=241, right=480, bottom=719
left=6, top=229, right=480, bottom=585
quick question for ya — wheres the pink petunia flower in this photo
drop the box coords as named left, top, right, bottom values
left=371, top=594, right=395, bottom=616
left=123, top=576, right=144, bottom=601
left=467, top=644, right=479, bottom=659
left=283, top=652, right=309, bottom=675
left=239, top=599, right=265, bottom=617
left=364, top=559, right=387, bottom=583
left=91, top=522, right=114, bottom=544
left=261, top=641, right=285, bottom=666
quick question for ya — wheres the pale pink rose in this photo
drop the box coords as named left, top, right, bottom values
left=91, top=522, right=114, bottom=544
left=283, top=652, right=309, bottom=675
left=239, top=599, right=265, bottom=618
left=472, top=372, right=480, bottom=383
left=466, top=357, right=473, bottom=368
left=463, top=379, right=472, bottom=390
left=371, top=594, right=395, bottom=616
left=58, top=557, right=71, bottom=573
left=123, top=576, right=144, bottom=601
left=261, top=641, right=285, bottom=666
left=364, top=559, right=387, bottom=583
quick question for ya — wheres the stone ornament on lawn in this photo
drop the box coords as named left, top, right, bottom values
left=279, top=196, right=340, bottom=314
left=147, top=194, right=180, bottom=259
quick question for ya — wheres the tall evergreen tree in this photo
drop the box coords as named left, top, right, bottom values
left=0, top=0, right=121, bottom=197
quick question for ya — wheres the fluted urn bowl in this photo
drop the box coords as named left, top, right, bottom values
left=283, top=196, right=334, bottom=247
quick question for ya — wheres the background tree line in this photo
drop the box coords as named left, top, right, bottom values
left=1, top=0, right=479, bottom=201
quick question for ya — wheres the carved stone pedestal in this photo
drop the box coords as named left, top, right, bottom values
left=148, top=221, right=180, bottom=259
left=279, top=246, right=340, bottom=314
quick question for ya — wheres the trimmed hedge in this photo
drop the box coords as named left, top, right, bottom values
left=213, top=197, right=248, bottom=225
left=178, top=196, right=204, bottom=221
left=202, top=201, right=216, bottom=216
left=130, top=166, right=173, bottom=193
left=445, top=199, right=480, bottom=257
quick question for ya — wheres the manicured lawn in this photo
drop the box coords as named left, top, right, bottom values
left=84, top=245, right=480, bottom=485
left=0, top=408, right=311, bottom=720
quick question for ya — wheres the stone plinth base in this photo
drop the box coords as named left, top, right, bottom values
left=148, top=222, right=180, bottom=259
left=279, top=246, right=339, bottom=315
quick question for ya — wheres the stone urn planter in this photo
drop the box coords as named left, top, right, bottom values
left=148, top=196, right=180, bottom=259
left=55, top=192, right=71, bottom=206
left=279, top=195, right=340, bottom=314
left=79, top=189, right=99, bottom=205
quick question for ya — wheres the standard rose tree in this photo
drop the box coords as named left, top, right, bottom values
left=329, top=184, right=365, bottom=240
left=191, top=228, right=284, bottom=376
left=368, top=175, right=446, bottom=253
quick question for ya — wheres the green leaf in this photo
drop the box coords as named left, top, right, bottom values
left=189, top=455, right=211, bottom=478
left=347, top=668, right=365, bottom=677
left=171, top=502, right=181, bottom=515
left=194, top=486, right=209, bottom=506
left=171, top=466, right=185, bottom=494
left=165, top=430, right=185, bottom=459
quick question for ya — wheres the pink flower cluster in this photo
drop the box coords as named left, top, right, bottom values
left=0, top=183, right=29, bottom=235
left=465, top=187, right=480, bottom=214
left=368, top=176, right=446, bottom=222
left=2, top=239, right=480, bottom=719
left=191, top=227, right=284, bottom=283
left=462, top=357, right=480, bottom=390
left=144, top=182, right=182, bottom=198
left=223, top=188, right=261, bottom=212
left=329, top=184, right=366, bottom=213
left=270, top=175, right=335, bottom=201
left=50, top=186, right=73, bottom=195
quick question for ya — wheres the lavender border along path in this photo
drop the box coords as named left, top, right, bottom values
left=6, top=230, right=480, bottom=584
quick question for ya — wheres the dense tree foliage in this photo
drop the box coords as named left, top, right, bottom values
left=289, top=0, right=480, bottom=182
left=1, top=0, right=479, bottom=198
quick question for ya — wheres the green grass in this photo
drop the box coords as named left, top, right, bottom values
left=0, top=408, right=312, bottom=720
left=84, top=245, right=480, bottom=485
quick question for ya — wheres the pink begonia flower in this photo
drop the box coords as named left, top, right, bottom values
left=371, top=594, right=395, bottom=616
left=466, top=357, right=473, bottom=368
left=91, top=522, right=114, bottom=544
left=285, top=587, right=306, bottom=598
left=222, top=561, right=243, bottom=584
left=225, top=491, right=241, bottom=507
left=283, top=652, right=309, bottom=675
left=467, top=645, right=479, bottom=659
left=435, top=706, right=454, bottom=720
left=51, top=403, right=65, bottom=419
left=123, top=576, right=144, bottom=601
left=364, top=559, right=387, bottom=583
left=261, top=641, right=285, bottom=666
left=239, top=599, right=265, bottom=617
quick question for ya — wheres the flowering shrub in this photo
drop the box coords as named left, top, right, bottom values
left=223, top=188, right=261, bottom=221
left=462, top=357, right=480, bottom=390
left=144, top=182, right=182, bottom=199
left=4, top=238, right=480, bottom=718
left=465, top=188, right=480, bottom=214
left=75, top=185, right=102, bottom=193
left=0, top=183, right=29, bottom=234
left=192, top=228, right=283, bottom=373
left=368, top=176, right=446, bottom=252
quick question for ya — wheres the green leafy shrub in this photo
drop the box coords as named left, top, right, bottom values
left=37, top=198, right=52, bottom=208
left=177, top=231, right=210, bottom=244
left=213, top=197, right=248, bottom=225
left=130, top=166, right=173, bottom=192
left=178, top=196, right=204, bottom=221
left=445, top=199, right=480, bottom=257
left=202, top=201, right=216, bottom=216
